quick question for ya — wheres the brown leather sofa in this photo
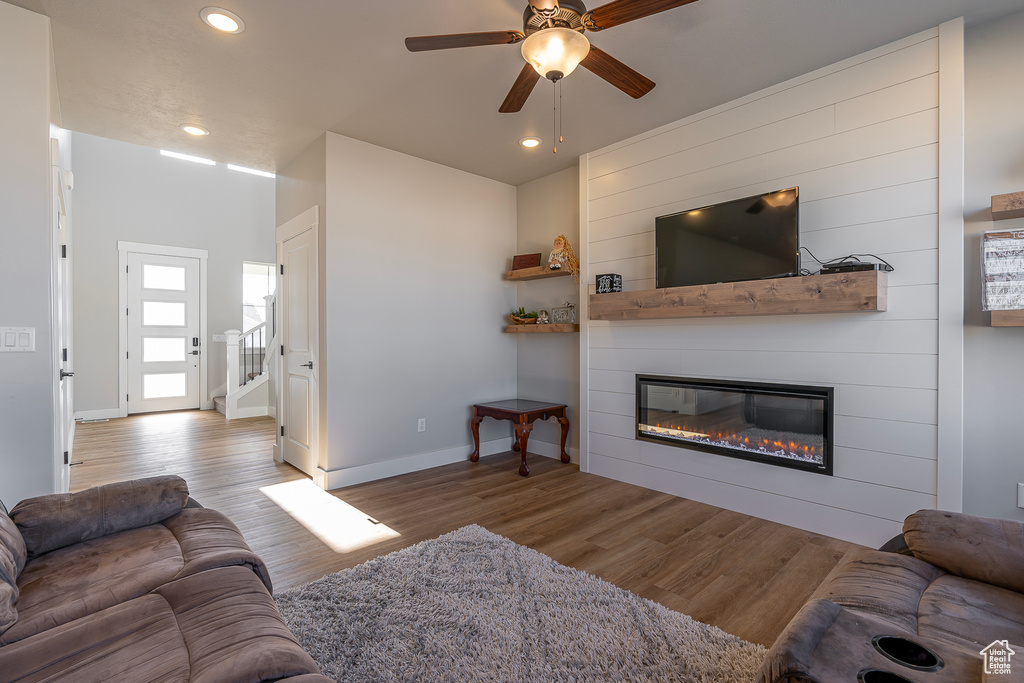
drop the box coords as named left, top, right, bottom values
left=756, top=509, right=1024, bottom=683
left=0, top=476, right=331, bottom=683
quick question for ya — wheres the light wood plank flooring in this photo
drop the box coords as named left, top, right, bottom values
left=71, top=409, right=865, bottom=646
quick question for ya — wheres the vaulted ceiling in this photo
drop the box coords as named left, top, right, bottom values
left=8, top=0, right=1024, bottom=185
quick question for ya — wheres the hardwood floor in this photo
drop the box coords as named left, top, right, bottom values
left=71, top=409, right=866, bottom=647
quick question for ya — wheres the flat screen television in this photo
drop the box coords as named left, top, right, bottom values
left=655, top=187, right=799, bottom=288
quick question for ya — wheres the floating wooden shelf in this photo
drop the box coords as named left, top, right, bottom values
left=504, top=323, right=579, bottom=333
left=589, top=271, right=887, bottom=321
left=992, top=310, right=1024, bottom=327
left=505, top=265, right=570, bottom=281
left=992, top=191, right=1024, bottom=221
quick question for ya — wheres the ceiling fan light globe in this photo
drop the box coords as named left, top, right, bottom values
left=521, top=28, right=590, bottom=81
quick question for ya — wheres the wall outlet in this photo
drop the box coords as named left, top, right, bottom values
left=417, top=418, right=426, bottom=432
left=1018, top=483, right=1024, bottom=509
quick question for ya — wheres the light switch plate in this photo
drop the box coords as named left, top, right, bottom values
left=0, top=327, right=35, bottom=352
left=1018, top=483, right=1024, bottom=509
left=212, top=334, right=227, bottom=342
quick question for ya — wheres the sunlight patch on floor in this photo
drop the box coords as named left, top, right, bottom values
left=259, top=479, right=400, bottom=553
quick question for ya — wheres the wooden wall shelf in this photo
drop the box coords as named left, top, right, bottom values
left=505, top=265, right=570, bottom=281
left=504, top=323, right=580, bottom=334
left=992, top=191, right=1024, bottom=221
left=589, top=271, right=887, bottom=321
left=991, top=310, right=1024, bottom=327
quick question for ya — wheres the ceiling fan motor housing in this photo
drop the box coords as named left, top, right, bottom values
left=523, top=0, right=588, bottom=36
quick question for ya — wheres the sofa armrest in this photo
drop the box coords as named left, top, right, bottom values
left=903, top=509, right=1024, bottom=593
left=11, top=475, right=189, bottom=560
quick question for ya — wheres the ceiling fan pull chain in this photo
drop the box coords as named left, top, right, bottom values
left=553, top=81, right=558, bottom=154
left=559, top=79, right=564, bottom=144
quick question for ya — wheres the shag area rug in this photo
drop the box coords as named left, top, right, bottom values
left=276, top=525, right=767, bottom=682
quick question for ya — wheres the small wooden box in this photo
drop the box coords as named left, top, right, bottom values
left=511, top=253, right=542, bottom=270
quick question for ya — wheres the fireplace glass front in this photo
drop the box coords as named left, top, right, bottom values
left=636, top=375, right=833, bottom=475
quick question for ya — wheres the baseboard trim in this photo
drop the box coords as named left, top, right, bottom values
left=322, top=437, right=513, bottom=491
left=524, top=439, right=579, bottom=463
left=75, top=408, right=123, bottom=421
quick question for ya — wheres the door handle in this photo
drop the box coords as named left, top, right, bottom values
left=60, top=370, right=74, bottom=380
left=300, top=361, right=313, bottom=369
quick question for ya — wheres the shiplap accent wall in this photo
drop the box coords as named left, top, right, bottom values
left=579, top=25, right=964, bottom=546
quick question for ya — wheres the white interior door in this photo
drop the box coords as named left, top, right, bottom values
left=51, top=140, right=72, bottom=492
left=127, top=253, right=201, bottom=413
left=280, top=227, right=318, bottom=476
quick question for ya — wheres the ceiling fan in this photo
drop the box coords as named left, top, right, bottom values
left=405, top=0, right=699, bottom=113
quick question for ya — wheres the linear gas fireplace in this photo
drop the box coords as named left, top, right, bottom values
left=636, top=375, right=833, bottom=475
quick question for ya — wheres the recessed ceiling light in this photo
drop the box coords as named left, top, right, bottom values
left=227, top=164, right=275, bottom=178
left=180, top=124, right=209, bottom=136
left=520, top=137, right=542, bottom=148
left=200, top=7, right=245, bottom=34
left=160, top=150, right=215, bottom=166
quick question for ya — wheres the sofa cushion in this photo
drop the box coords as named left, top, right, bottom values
left=904, top=509, right=1024, bottom=594
left=1, top=508, right=271, bottom=645
left=917, top=574, right=1024, bottom=651
left=811, top=549, right=946, bottom=633
left=11, top=475, right=189, bottom=559
left=0, top=510, right=26, bottom=635
left=0, top=566, right=328, bottom=683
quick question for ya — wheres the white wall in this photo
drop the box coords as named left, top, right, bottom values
left=515, top=166, right=582, bottom=459
left=72, top=133, right=276, bottom=413
left=319, top=133, right=517, bottom=487
left=0, top=3, right=60, bottom=505
left=579, top=26, right=965, bottom=546
left=962, top=9, right=1024, bottom=521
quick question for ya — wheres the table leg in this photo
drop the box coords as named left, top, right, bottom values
left=512, top=430, right=520, bottom=452
left=557, top=415, right=570, bottom=463
left=469, top=407, right=483, bottom=462
left=514, top=419, right=533, bottom=476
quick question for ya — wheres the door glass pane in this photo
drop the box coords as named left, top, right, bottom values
left=143, top=301, right=186, bottom=327
left=143, top=373, right=187, bottom=399
left=143, top=337, right=186, bottom=363
left=143, top=264, right=186, bottom=291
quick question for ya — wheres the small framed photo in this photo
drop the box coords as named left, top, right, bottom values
left=551, top=304, right=576, bottom=324
left=511, top=253, right=542, bottom=270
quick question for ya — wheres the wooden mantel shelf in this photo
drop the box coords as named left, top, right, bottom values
left=992, top=310, right=1024, bottom=327
left=504, top=323, right=580, bottom=333
left=589, top=271, right=887, bottom=321
left=505, top=265, right=570, bottom=281
left=992, top=191, right=1024, bottom=221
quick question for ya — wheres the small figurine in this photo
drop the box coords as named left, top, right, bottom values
left=537, top=309, right=549, bottom=324
left=548, top=235, right=580, bottom=282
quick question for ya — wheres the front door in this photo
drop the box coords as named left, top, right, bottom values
left=127, top=252, right=201, bottom=413
left=280, top=226, right=318, bottom=476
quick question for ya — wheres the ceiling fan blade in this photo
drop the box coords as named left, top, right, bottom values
left=582, top=0, right=698, bottom=31
left=405, top=31, right=524, bottom=52
left=499, top=64, right=542, bottom=113
left=579, top=45, right=655, bottom=98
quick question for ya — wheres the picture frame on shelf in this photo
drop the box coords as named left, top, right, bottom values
left=551, top=303, right=576, bottom=324
left=511, top=252, right=542, bottom=270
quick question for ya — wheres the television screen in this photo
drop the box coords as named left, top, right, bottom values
left=655, top=187, right=799, bottom=288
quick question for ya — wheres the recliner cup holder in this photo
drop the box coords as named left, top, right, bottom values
left=872, top=635, right=944, bottom=672
left=858, top=670, right=915, bottom=683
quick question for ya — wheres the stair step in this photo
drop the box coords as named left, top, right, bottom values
left=213, top=396, right=226, bottom=416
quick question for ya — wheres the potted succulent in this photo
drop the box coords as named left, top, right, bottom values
left=510, top=306, right=539, bottom=325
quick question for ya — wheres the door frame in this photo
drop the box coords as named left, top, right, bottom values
left=274, top=206, right=321, bottom=484
left=118, top=241, right=210, bottom=417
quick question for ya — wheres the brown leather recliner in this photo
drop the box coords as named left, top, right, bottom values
left=0, top=476, right=331, bottom=683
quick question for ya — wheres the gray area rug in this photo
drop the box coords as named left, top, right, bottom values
left=276, top=524, right=767, bottom=682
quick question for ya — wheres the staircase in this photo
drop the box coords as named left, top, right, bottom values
left=214, top=295, right=277, bottom=420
